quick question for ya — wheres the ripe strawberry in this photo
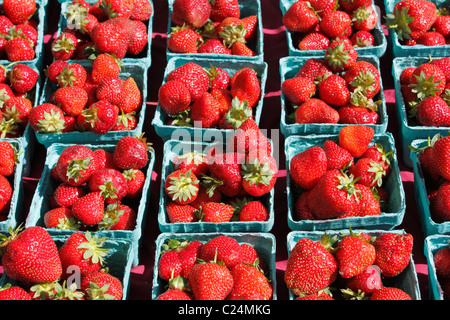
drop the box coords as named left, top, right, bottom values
left=339, top=104, right=379, bottom=124
left=343, top=60, right=381, bottom=99
left=433, top=246, right=450, bottom=280
left=320, top=10, right=352, bottom=39
left=167, top=27, right=202, bottom=54
left=45, top=60, right=69, bottom=84
left=171, top=0, right=211, bottom=29
left=173, top=151, right=209, bottom=177
left=0, top=226, right=62, bottom=284
left=416, top=96, right=450, bottom=127
left=71, top=191, right=105, bottom=225
left=294, top=98, right=340, bottom=124
left=90, top=17, right=134, bottom=59
left=239, top=243, right=268, bottom=271
left=0, top=15, right=14, bottom=35
left=350, top=158, right=386, bottom=188
left=90, top=53, right=122, bottom=84
left=430, top=135, right=450, bottom=180
left=430, top=57, right=450, bottom=83
left=198, top=38, right=231, bottom=55
left=386, top=0, right=437, bottom=41
left=127, top=19, right=148, bottom=55
left=430, top=181, right=450, bottom=222
left=433, top=15, right=450, bottom=38
left=239, top=200, right=269, bottom=221
left=370, top=287, right=411, bottom=300
left=230, top=68, right=261, bottom=109
left=352, top=5, right=377, bottom=32
left=113, top=134, right=151, bottom=170
left=281, top=77, right=316, bottom=106
left=338, top=125, right=374, bottom=158
left=197, top=201, right=234, bottom=223
left=55, top=145, right=97, bottom=186
left=165, top=169, right=199, bottom=205
left=158, top=248, right=182, bottom=281
left=408, top=63, right=446, bottom=100
left=43, top=207, right=80, bottom=230
left=156, top=288, right=193, bottom=300
left=54, top=86, right=89, bottom=117
left=241, top=154, right=277, bottom=197
left=335, top=232, right=376, bottom=278
left=230, top=42, right=256, bottom=57
left=204, top=152, right=245, bottom=197
left=117, top=77, right=141, bottom=114
left=227, top=118, right=271, bottom=158
left=290, top=146, right=327, bottom=190
left=100, top=0, right=133, bottom=19
left=166, top=62, right=210, bottom=101
left=324, top=38, right=358, bottom=73
left=130, top=0, right=153, bottom=21
left=345, top=265, right=383, bottom=295
left=122, top=168, right=145, bottom=199
left=351, top=30, right=375, bottom=47
left=56, top=63, right=87, bottom=87
left=199, top=235, right=242, bottom=269
left=372, top=232, right=413, bottom=277
left=5, top=37, right=35, bottom=61
left=228, top=262, right=273, bottom=300
left=353, top=184, right=381, bottom=217
left=101, top=203, right=136, bottom=230
left=96, top=77, right=124, bottom=105
left=52, top=182, right=86, bottom=208
left=0, top=173, right=12, bottom=213
left=296, top=58, right=332, bottom=82
left=89, top=168, right=128, bottom=204
left=282, top=0, right=319, bottom=33
left=0, top=141, right=18, bottom=177
left=9, top=63, right=38, bottom=94
left=0, top=284, right=32, bottom=300
left=295, top=291, right=334, bottom=300
left=190, top=91, right=222, bottom=128
left=81, top=271, right=123, bottom=300
left=204, top=65, right=230, bottom=91
left=361, top=143, right=393, bottom=175
left=323, top=139, right=354, bottom=171
left=166, top=201, right=198, bottom=223
left=284, top=235, right=338, bottom=295
left=51, top=32, right=78, bottom=61
left=318, top=74, right=351, bottom=107
left=3, top=0, right=36, bottom=25
left=82, top=99, right=119, bottom=134
left=2, top=96, right=32, bottom=126
left=298, top=32, right=330, bottom=51
left=417, top=31, right=446, bottom=46
left=210, top=0, right=239, bottom=22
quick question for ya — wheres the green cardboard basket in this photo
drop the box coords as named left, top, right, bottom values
left=158, top=139, right=275, bottom=233
left=166, top=0, right=264, bottom=63
left=287, top=230, right=422, bottom=300
left=279, top=55, right=388, bottom=137
left=151, top=232, right=277, bottom=300
left=285, top=133, right=406, bottom=231
left=424, top=234, right=450, bottom=300
left=151, top=56, right=267, bottom=142
left=24, top=142, right=156, bottom=267
left=279, top=0, right=387, bottom=58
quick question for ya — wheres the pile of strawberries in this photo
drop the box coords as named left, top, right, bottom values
left=52, top=0, right=152, bottom=61
left=29, top=54, right=142, bottom=135
left=0, top=0, right=39, bottom=62
left=163, top=118, right=275, bottom=224
left=433, top=243, right=450, bottom=299
left=387, top=0, right=450, bottom=47
left=290, top=126, right=393, bottom=221
left=282, top=43, right=382, bottom=126
left=400, top=58, right=450, bottom=127
left=0, top=62, right=38, bottom=138
left=159, top=61, right=261, bottom=129
left=411, top=134, right=450, bottom=224
left=282, top=0, right=378, bottom=51
left=285, top=229, right=414, bottom=300
left=0, top=140, right=20, bottom=222
left=167, top=0, right=258, bottom=57
left=42, top=135, right=152, bottom=231
left=156, top=235, right=272, bottom=300
left=0, top=226, right=123, bottom=300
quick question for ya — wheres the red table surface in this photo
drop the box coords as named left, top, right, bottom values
left=16, top=0, right=430, bottom=301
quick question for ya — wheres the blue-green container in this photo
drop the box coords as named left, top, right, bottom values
left=0, top=0, right=47, bottom=69
left=35, top=59, right=149, bottom=148
left=424, top=234, right=450, bottom=300
left=279, top=0, right=387, bottom=58
left=410, top=138, right=450, bottom=237
left=158, top=139, right=275, bottom=233
left=24, top=142, right=156, bottom=267
left=285, top=133, right=406, bottom=231
left=287, top=230, right=422, bottom=300
left=166, top=0, right=264, bottom=63
left=385, top=0, right=450, bottom=57
left=151, top=232, right=277, bottom=300
left=279, top=55, right=388, bottom=138
left=0, top=138, right=25, bottom=233
left=152, top=57, right=267, bottom=142
left=56, top=0, right=153, bottom=68
left=392, top=57, right=450, bottom=167
left=0, top=231, right=134, bottom=300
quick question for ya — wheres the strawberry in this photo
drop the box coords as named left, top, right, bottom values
left=204, top=65, right=230, bottom=91
left=338, top=125, right=374, bottom=158
left=282, top=0, right=319, bottom=33
left=230, top=68, right=261, bottom=109
left=199, top=235, right=241, bottom=269
left=54, top=86, right=89, bottom=117
left=295, top=58, right=332, bottom=82
left=350, top=158, right=386, bottom=188
left=408, top=63, right=446, bottom=100
left=166, top=201, right=198, bottom=223
left=45, top=60, right=69, bottom=84
left=89, top=168, right=128, bottom=204
left=335, top=231, right=376, bottom=278
left=318, top=74, right=351, bottom=107
left=294, top=98, right=340, bottom=124
left=0, top=15, right=14, bottom=35
left=430, top=135, right=450, bottom=180
left=2, top=96, right=32, bottom=126
left=51, top=32, right=78, bottom=61
left=320, top=10, right=352, bottom=39
left=166, top=62, right=210, bottom=101
left=127, top=19, right=148, bottom=55
left=241, top=154, right=277, bottom=197
left=197, top=201, right=234, bottom=222
left=370, top=287, right=411, bottom=300
left=4, top=37, right=35, bottom=61
left=209, top=0, right=240, bottom=22
left=43, top=207, right=80, bottom=230
left=433, top=15, right=450, bottom=38
left=165, top=169, right=199, bottom=205
left=352, top=5, right=377, bottom=32
left=284, top=235, right=338, bottom=295
left=239, top=243, right=268, bottom=271
left=173, top=151, right=209, bottom=177
left=430, top=181, right=450, bottom=222
left=417, top=31, right=446, bottom=46
left=122, top=168, right=145, bottom=199
left=158, top=249, right=182, bottom=281
left=343, top=60, right=381, bottom=99
left=345, top=265, right=383, bottom=295
left=353, top=184, right=382, bottom=217
left=90, top=17, right=134, bottom=59
left=100, top=0, right=134, bottom=19
left=96, top=77, right=124, bottom=105
left=177, top=240, right=204, bottom=278
left=156, top=288, right=193, bottom=300
left=295, top=291, right=334, bottom=300
left=230, top=41, right=256, bottom=57
left=386, top=0, right=437, bottom=41
left=82, top=99, right=119, bottom=134
left=0, top=173, right=12, bottom=213
left=281, top=77, right=316, bottom=106
left=416, top=96, right=450, bottom=127
left=0, top=141, right=18, bottom=177
left=171, top=0, right=211, bottom=28
left=323, top=139, right=354, bottom=171
left=433, top=246, right=450, bottom=280
left=190, top=91, right=222, bottom=128
left=3, top=0, right=36, bottom=25
left=71, top=191, right=105, bottom=225
left=228, top=262, right=273, bottom=300
left=113, top=134, right=151, bottom=170
left=238, top=200, right=269, bottom=221
left=189, top=185, right=222, bottom=210
left=56, top=63, right=87, bottom=87
left=167, top=26, right=202, bottom=54
left=0, top=226, right=62, bottom=284
left=101, top=203, right=136, bottom=230
left=198, top=38, right=231, bottom=55
left=361, top=143, right=393, bottom=175
left=9, top=63, right=38, bottom=94
left=130, top=0, right=153, bottom=21
left=324, top=38, right=358, bottom=73
left=227, top=118, right=271, bottom=158
left=55, top=145, right=97, bottom=186
left=93, top=148, right=116, bottom=170
left=0, top=284, right=32, bottom=300
left=59, top=231, right=109, bottom=278
left=52, top=182, right=86, bottom=208
left=339, top=104, right=379, bottom=124
left=351, top=30, right=375, bottom=47
left=80, top=271, right=123, bottom=300
left=298, top=32, right=330, bottom=51
left=372, top=232, right=413, bottom=277
left=91, top=53, right=122, bottom=85
left=290, top=146, right=327, bottom=190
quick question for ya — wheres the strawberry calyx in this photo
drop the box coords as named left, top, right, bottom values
left=349, top=91, right=380, bottom=111
left=134, top=132, right=154, bottom=153
left=0, top=224, right=24, bottom=251
left=169, top=109, right=193, bottom=127
left=336, top=170, right=361, bottom=202
left=385, top=6, right=415, bottom=41
left=51, top=33, right=76, bottom=53
left=166, top=169, right=200, bottom=203
left=55, top=215, right=81, bottom=230
left=408, top=71, right=443, bottom=100
left=29, top=281, right=58, bottom=300
left=66, top=156, right=93, bottom=183
left=349, top=69, right=378, bottom=97
left=367, top=160, right=387, bottom=187
left=77, top=231, right=109, bottom=265
left=0, top=88, right=13, bottom=108
left=341, top=287, right=369, bottom=300
left=318, top=232, right=340, bottom=252
left=219, top=23, right=247, bottom=48
left=0, top=118, right=19, bottom=138
left=324, top=41, right=352, bottom=71
left=36, top=107, right=67, bottom=133
left=222, top=97, right=253, bottom=129
left=352, top=6, right=374, bottom=26
left=56, top=66, right=80, bottom=87
left=116, top=110, right=136, bottom=129
left=85, top=282, right=115, bottom=300
left=241, top=158, right=275, bottom=187
left=53, top=281, right=84, bottom=300
left=98, top=203, right=125, bottom=230
left=161, top=238, right=190, bottom=254
left=175, top=150, right=206, bottom=167
left=409, top=133, right=441, bottom=154
left=201, top=175, right=224, bottom=197
left=64, top=3, right=89, bottom=33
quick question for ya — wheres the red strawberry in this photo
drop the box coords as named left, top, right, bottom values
left=127, top=19, right=148, bottom=55
left=227, top=118, right=271, bottom=158
left=241, top=154, right=277, bottom=197
left=295, top=291, right=334, bottom=300
left=282, top=0, right=319, bottom=33
left=0, top=173, right=12, bottom=213
left=290, top=146, right=327, bottom=190
left=166, top=201, right=198, bottom=223
left=433, top=246, right=450, bottom=280
left=117, top=77, right=141, bottom=114
left=3, top=0, right=36, bottom=25
left=294, top=98, right=340, bottom=124
left=9, top=63, right=38, bottom=94
left=0, top=284, right=32, bottom=300
left=100, top=203, right=136, bottom=230
left=298, top=32, right=330, bottom=51
left=80, top=271, right=123, bottom=300
left=198, top=38, right=231, bottom=55
left=239, top=200, right=269, bottom=221
left=90, top=17, right=134, bottom=59
left=5, top=37, right=35, bottom=61
left=90, top=53, right=122, bottom=84
left=173, top=151, right=209, bottom=177
left=1, top=226, right=62, bottom=284
left=338, top=125, right=374, bottom=158
left=54, top=86, right=89, bottom=117
left=122, top=168, right=145, bottom=199
left=190, top=91, right=222, bottom=128
left=430, top=135, right=450, bottom=180
left=82, top=99, right=119, bottom=134
left=345, top=265, right=383, bottom=295
left=199, top=235, right=241, bottom=269
left=351, top=30, right=375, bottom=47
left=45, top=60, right=69, bottom=84
left=361, top=143, right=393, bottom=175
left=0, top=15, right=14, bottom=35
left=350, top=158, right=386, bottom=188
left=230, top=68, right=261, bottom=109
left=51, top=32, right=78, bottom=61
left=284, top=235, right=338, bottom=295
left=343, top=60, right=381, bottom=99
left=100, top=0, right=133, bottom=19
left=56, top=63, right=87, bottom=87
left=372, top=232, right=413, bottom=277
left=171, top=0, right=211, bottom=29
left=43, top=207, right=80, bottom=230
left=156, top=288, right=193, bottom=300
left=370, top=287, right=411, bottom=300
left=430, top=181, right=450, bottom=222
left=113, top=134, right=151, bottom=170
left=281, top=77, right=316, bottom=106
left=352, top=5, right=377, bottom=32
left=164, top=169, right=199, bottom=205
left=323, top=139, right=354, bottom=171
left=295, top=58, right=332, bottom=82
left=167, top=27, right=202, bottom=54
left=318, top=74, right=351, bottom=107
left=197, top=201, right=234, bottom=223
left=324, top=38, right=358, bottom=73
left=2, top=96, right=32, bottom=126
left=354, top=184, right=382, bottom=217
left=433, top=15, right=450, bottom=38
left=0, top=141, right=18, bottom=177
left=166, top=62, right=210, bottom=101
left=71, top=191, right=105, bottom=225
left=52, top=183, right=86, bottom=208
left=189, top=186, right=222, bottom=210
left=96, top=77, right=124, bottom=105
left=409, top=63, right=446, bottom=100
left=89, top=168, right=128, bottom=204
left=130, top=0, right=153, bottom=21
left=204, top=65, right=230, bottom=91
left=55, top=145, right=97, bottom=186
left=339, top=104, right=379, bottom=125
left=320, top=10, right=352, bottom=39
left=417, top=31, right=446, bottom=46
left=416, top=96, right=450, bottom=127
left=230, top=42, right=256, bottom=57
left=158, top=249, right=182, bottom=281
left=228, top=262, right=273, bottom=300
left=209, top=0, right=240, bottom=22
